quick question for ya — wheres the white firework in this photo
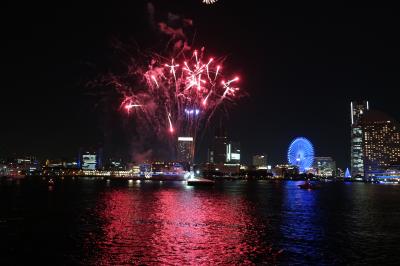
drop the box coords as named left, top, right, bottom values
left=203, top=0, right=218, bottom=4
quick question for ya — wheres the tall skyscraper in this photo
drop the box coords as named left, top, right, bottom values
left=361, top=110, right=400, bottom=179
left=350, top=101, right=369, bottom=177
left=209, top=128, right=227, bottom=164
left=177, top=137, right=194, bottom=163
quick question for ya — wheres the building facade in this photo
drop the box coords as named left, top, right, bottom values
left=273, top=164, right=299, bottom=178
left=177, top=137, right=194, bottom=163
left=209, top=135, right=227, bottom=163
left=78, top=148, right=103, bottom=170
left=252, top=155, right=267, bottom=169
left=361, top=110, right=400, bottom=179
left=226, top=141, right=240, bottom=164
left=81, top=152, right=98, bottom=170
left=350, top=101, right=369, bottom=177
left=313, top=156, right=336, bottom=177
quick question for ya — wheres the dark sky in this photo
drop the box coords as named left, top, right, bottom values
left=1, top=2, right=399, bottom=168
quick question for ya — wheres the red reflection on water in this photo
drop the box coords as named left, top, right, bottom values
left=85, top=185, right=277, bottom=265
left=152, top=190, right=255, bottom=264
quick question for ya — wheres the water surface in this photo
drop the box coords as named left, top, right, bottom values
left=1, top=179, right=399, bottom=265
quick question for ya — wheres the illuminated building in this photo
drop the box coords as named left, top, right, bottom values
left=350, top=101, right=369, bottom=177
left=16, top=156, right=36, bottom=164
left=226, top=141, right=240, bottom=164
left=81, top=152, right=97, bottom=170
left=104, top=158, right=126, bottom=171
left=63, top=161, right=78, bottom=168
left=16, top=156, right=39, bottom=174
left=373, top=167, right=400, bottom=183
left=177, top=136, right=194, bottom=163
left=218, top=163, right=240, bottom=175
left=77, top=147, right=103, bottom=170
left=252, top=154, right=267, bottom=169
left=132, top=165, right=140, bottom=176
left=139, top=163, right=152, bottom=178
left=361, top=110, right=400, bottom=179
left=273, top=164, right=299, bottom=178
left=313, top=157, right=336, bottom=177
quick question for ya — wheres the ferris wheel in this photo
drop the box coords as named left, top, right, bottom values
left=287, top=137, right=315, bottom=173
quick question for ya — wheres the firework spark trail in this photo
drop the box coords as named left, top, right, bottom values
left=111, top=48, right=241, bottom=161
left=222, top=77, right=240, bottom=98
left=202, top=89, right=214, bottom=106
left=167, top=112, right=174, bottom=133
left=125, top=103, right=142, bottom=112
left=151, top=75, right=159, bottom=88
left=203, top=0, right=218, bottom=4
left=215, top=65, right=220, bottom=81
left=165, top=59, right=179, bottom=81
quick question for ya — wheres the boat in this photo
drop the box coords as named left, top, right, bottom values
left=298, top=181, right=319, bottom=190
left=48, top=178, right=55, bottom=186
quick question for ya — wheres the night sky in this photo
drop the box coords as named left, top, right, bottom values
left=2, top=2, right=400, bottom=168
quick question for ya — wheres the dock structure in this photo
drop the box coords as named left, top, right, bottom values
left=187, top=177, right=215, bottom=186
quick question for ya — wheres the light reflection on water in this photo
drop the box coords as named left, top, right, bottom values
left=1, top=179, right=400, bottom=265
left=84, top=182, right=278, bottom=265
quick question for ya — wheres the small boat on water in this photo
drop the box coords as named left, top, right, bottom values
left=48, top=178, right=55, bottom=186
left=298, top=181, right=319, bottom=190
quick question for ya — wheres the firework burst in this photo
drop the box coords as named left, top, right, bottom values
left=107, top=47, right=241, bottom=162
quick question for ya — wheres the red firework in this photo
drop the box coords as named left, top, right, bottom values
left=111, top=47, right=241, bottom=154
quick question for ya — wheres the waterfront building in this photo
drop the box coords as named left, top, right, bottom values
left=361, top=110, right=400, bottom=179
left=104, top=158, right=126, bottom=171
left=273, top=164, right=299, bottom=178
left=81, top=152, right=97, bottom=170
left=226, top=141, right=240, bottom=164
left=209, top=131, right=227, bottom=164
left=78, top=147, right=103, bottom=170
left=252, top=155, right=267, bottom=169
left=313, top=156, right=336, bottom=177
left=207, top=127, right=240, bottom=173
left=350, top=100, right=369, bottom=177
left=177, top=136, right=194, bottom=163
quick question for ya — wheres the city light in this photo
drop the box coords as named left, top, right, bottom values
left=178, top=137, right=194, bottom=142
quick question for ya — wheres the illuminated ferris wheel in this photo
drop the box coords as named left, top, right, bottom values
left=287, top=137, right=315, bottom=173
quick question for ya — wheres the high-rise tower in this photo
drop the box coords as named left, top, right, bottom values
left=350, top=101, right=369, bottom=177
left=177, top=137, right=194, bottom=164
left=361, top=110, right=400, bottom=179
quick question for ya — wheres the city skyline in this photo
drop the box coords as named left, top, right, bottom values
left=2, top=3, right=400, bottom=168
left=2, top=4, right=400, bottom=265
